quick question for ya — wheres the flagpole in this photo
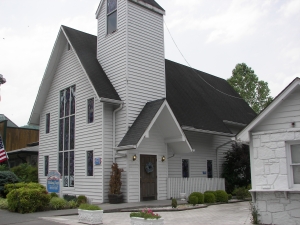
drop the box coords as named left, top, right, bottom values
left=0, top=134, right=10, bottom=169
left=5, top=151, right=10, bottom=170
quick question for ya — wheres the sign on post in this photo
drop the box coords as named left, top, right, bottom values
left=47, top=171, right=61, bottom=193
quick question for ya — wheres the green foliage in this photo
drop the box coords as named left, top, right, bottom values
left=7, top=187, right=50, bottom=213
left=5, top=182, right=45, bottom=195
left=49, top=197, right=68, bottom=210
left=68, top=200, right=77, bottom=209
left=109, top=163, right=124, bottom=195
left=77, top=195, right=87, bottom=205
left=228, top=194, right=232, bottom=200
left=79, top=203, right=101, bottom=210
left=171, top=198, right=177, bottom=208
left=189, top=196, right=198, bottom=206
left=0, top=197, right=8, bottom=209
left=130, top=209, right=161, bottom=219
left=50, top=192, right=59, bottom=199
left=232, top=186, right=251, bottom=200
left=63, top=194, right=77, bottom=202
left=0, top=171, right=20, bottom=197
left=189, top=192, right=204, bottom=204
left=204, top=191, right=217, bottom=198
left=204, top=193, right=216, bottom=203
left=215, top=190, right=228, bottom=203
left=250, top=203, right=260, bottom=224
left=227, top=63, right=273, bottom=114
left=222, top=143, right=251, bottom=194
left=0, top=164, right=8, bottom=171
left=10, top=164, right=38, bottom=183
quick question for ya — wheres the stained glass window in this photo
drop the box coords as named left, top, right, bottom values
left=87, top=98, right=94, bottom=123
left=46, top=113, right=50, bottom=133
left=207, top=160, right=213, bottom=178
left=58, top=86, right=76, bottom=187
left=182, top=159, right=189, bottom=178
left=44, top=156, right=49, bottom=176
left=87, top=151, right=93, bottom=176
left=107, top=0, right=117, bottom=34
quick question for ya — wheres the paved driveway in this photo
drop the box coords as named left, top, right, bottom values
left=42, top=201, right=252, bottom=225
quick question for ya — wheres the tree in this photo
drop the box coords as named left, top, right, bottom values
left=222, top=143, right=251, bottom=194
left=227, top=63, right=273, bottom=114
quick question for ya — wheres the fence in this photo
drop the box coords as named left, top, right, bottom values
left=167, top=177, right=225, bottom=199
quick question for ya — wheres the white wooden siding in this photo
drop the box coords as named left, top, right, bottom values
left=97, top=0, right=128, bottom=146
left=253, top=87, right=300, bottom=132
left=39, top=41, right=104, bottom=203
left=168, top=132, right=233, bottom=178
left=126, top=123, right=168, bottom=202
left=127, top=1, right=165, bottom=126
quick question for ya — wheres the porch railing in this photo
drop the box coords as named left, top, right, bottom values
left=167, top=177, right=225, bottom=199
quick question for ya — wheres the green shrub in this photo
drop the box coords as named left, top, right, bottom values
left=79, top=203, right=101, bottom=210
left=232, top=187, right=251, bottom=200
left=0, top=197, right=8, bottom=209
left=50, top=192, right=59, bottom=199
left=228, top=194, right=232, bottom=200
left=0, top=164, right=8, bottom=171
left=0, top=171, right=20, bottom=197
left=63, top=194, right=77, bottom=202
left=171, top=198, right=177, bottom=208
left=215, top=190, right=228, bottom=203
left=5, top=182, right=45, bottom=195
left=189, top=192, right=204, bottom=204
left=77, top=195, right=87, bottom=205
left=10, top=164, right=38, bottom=183
left=7, top=187, right=50, bottom=213
left=49, top=197, right=68, bottom=210
left=68, top=200, right=77, bottom=209
left=204, top=192, right=216, bottom=203
left=204, top=191, right=217, bottom=198
left=189, top=196, right=198, bottom=206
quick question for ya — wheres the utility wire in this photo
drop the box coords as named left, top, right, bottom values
left=164, top=19, right=244, bottom=100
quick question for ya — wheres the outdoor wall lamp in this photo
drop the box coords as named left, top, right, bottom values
left=133, top=154, right=137, bottom=161
left=161, top=156, right=165, bottom=162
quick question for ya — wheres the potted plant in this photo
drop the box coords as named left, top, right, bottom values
left=78, top=203, right=103, bottom=225
left=130, top=209, right=164, bottom=225
left=108, top=163, right=124, bottom=204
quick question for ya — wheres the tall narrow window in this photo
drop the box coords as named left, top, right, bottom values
left=87, top=151, right=93, bottom=176
left=44, top=156, right=49, bottom=176
left=289, top=144, right=300, bottom=185
left=207, top=160, right=213, bottom=178
left=87, top=98, right=94, bottom=123
left=59, top=85, right=76, bottom=187
left=46, top=113, right=50, bottom=133
left=107, top=0, right=117, bottom=34
left=182, top=159, right=189, bottom=178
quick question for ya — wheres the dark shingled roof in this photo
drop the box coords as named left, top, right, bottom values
left=165, top=59, right=256, bottom=133
left=118, top=99, right=165, bottom=147
left=140, top=0, right=165, bottom=11
left=62, top=26, right=121, bottom=101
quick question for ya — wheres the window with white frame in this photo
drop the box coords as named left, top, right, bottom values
left=87, top=150, right=93, bottom=176
left=107, top=0, right=117, bottom=34
left=182, top=159, right=189, bottom=178
left=288, top=143, right=300, bottom=187
left=46, top=113, right=50, bottom=133
left=44, top=156, right=49, bottom=176
left=87, top=98, right=94, bottom=123
left=58, top=85, right=76, bottom=187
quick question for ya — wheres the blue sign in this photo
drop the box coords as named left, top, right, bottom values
left=202, top=171, right=207, bottom=175
left=47, top=171, right=61, bottom=193
left=95, top=157, right=101, bottom=165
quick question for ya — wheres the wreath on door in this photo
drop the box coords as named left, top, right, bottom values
left=145, top=162, right=154, bottom=173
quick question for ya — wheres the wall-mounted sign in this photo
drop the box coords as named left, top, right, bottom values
left=202, top=171, right=207, bottom=175
left=47, top=171, right=61, bottom=193
left=95, top=157, right=101, bottom=165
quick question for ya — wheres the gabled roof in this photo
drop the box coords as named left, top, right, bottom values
left=165, top=60, right=256, bottom=134
left=0, top=114, right=18, bottom=128
left=118, top=99, right=165, bottom=147
left=236, top=77, right=300, bottom=143
left=135, top=0, right=165, bottom=11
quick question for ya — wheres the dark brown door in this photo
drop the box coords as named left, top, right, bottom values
left=140, top=154, right=157, bottom=201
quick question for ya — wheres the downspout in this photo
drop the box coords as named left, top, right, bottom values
left=216, top=140, right=234, bottom=178
left=113, top=103, right=123, bottom=163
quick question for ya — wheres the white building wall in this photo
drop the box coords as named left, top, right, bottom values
left=126, top=123, right=168, bottom=202
left=39, top=42, right=104, bottom=203
left=168, top=132, right=233, bottom=178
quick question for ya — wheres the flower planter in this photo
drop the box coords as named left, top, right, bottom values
left=108, top=194, right=123, bottom=204
left=78, top=209, right=103, bottom=225
left=130, top=217, right=164, bottom=225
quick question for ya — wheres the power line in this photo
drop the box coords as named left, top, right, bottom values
left=163, top=19, right=244, bottom=100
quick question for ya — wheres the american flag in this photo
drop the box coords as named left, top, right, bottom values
left=0, top=135, right=8, bottom=163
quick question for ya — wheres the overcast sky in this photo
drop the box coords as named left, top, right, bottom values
left=0, top=0, right=299, bottom=126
